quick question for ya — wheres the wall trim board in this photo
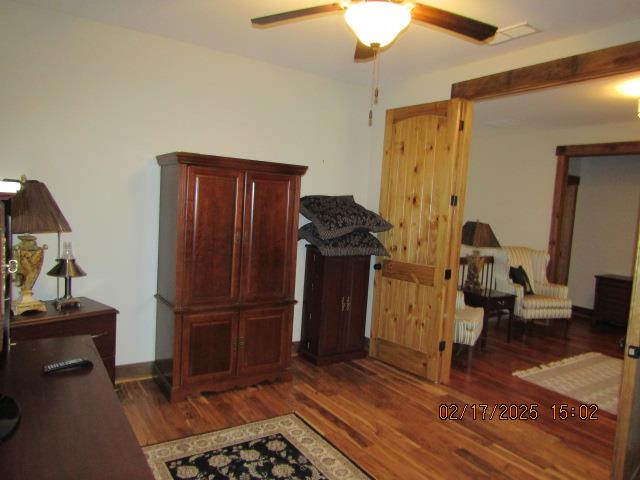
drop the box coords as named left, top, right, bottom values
left=450, top=41, right=640, bottom=100
left=557, top=141, right=640, bottom=157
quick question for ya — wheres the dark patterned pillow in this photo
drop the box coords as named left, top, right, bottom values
left=509, top=266, right=535, bottom=295
left=300, top=195, right=392, bottom=240
left=298, top=223, right=389, bottom=257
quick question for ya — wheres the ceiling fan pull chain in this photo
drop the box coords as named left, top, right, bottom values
left=368, top=47, right=381, bottom=126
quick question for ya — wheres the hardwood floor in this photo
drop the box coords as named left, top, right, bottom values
left=119, top=316, right=625, bottom=479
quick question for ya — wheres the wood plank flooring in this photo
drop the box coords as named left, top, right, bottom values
left=119, top=316, right=625, bottom=479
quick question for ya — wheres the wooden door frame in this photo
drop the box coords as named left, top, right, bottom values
left=449, top=41, right=640, bottom=480
left=548, top=141, right=640, bottom=283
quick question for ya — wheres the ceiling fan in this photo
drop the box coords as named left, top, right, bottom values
left=251, top=1, right=498, bottom=61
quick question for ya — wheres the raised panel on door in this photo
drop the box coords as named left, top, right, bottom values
left=241, top=172, right=297, bottom=303
left=181, top=311, right=238, bottom=385
left=237, top=306, right=290, bottom=375
left=370, top=99, right=472, bottom=383
left=183, top=167, right=243, bottom=306
left=342, top=256, right=370, bottom=353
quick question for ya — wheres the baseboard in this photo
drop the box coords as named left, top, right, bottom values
left=573, top=305, right=593, bottom=320
left=115, top=361, right=155, bottom=384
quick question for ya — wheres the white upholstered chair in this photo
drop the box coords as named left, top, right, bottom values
left=496, top=246, right=572, bottom=338
left=453, top=290, right=484, bottom=366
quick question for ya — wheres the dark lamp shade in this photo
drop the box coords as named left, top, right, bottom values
left=11, top=179, right=71, bottom=234
left=47, top=259, right=86, bottom=278
left=461, top=221, right=500, bottom=248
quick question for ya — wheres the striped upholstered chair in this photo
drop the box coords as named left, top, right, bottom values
left=453, top=290, right=484, bottom=366
left=496, top=246, right=572, bottom=338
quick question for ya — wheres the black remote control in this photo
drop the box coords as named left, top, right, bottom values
left=43, top=358, right=93, bottom=374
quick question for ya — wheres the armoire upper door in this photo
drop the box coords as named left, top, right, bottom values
left=182, top=166, right=244, bottom=306
left=240, top=171, right=297, bottom=303
left=370, top=99, right=472, bottom=383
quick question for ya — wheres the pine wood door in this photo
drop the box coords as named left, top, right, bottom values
left=182, top=166, right=244, bottom=307
left=240, top=172, right=298, bottom=303
left=370, top=99, right=472, bottom=383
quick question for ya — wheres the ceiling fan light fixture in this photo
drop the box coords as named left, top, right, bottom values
left=345, top=1, right=413, bottom=48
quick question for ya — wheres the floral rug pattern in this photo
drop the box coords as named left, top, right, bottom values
left=144, top=414, right=371, bottom=480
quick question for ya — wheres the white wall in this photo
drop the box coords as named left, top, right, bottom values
left=568, top=155, right=640, bottom=308
left=464, top=121, right=640, bottom=250
left=1, top=1, right=370, bottom=364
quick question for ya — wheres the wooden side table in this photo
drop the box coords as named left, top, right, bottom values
left=593, top=274, right=632, bottom=326
left=463, top=289, right=516, bottom=348
left=10, top=297, right=118, bottom=383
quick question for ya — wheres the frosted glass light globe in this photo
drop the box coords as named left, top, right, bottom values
left=345, top=2, right=413, bottom=48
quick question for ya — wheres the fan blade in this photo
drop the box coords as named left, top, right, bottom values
left=354, top=40, right=376, bottom=61
left=411, top=3, right=497, bottom=41
left=251, top=3, right=343, bottom=25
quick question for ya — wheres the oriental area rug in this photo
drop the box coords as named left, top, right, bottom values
left=512, top=352, right=623, bottom=415
left=144, top=413, right=371, bottom=480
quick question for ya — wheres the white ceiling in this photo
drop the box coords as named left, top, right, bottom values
left=475, top=72, right=640, bottom=130
left=13, top=0, right=640, bottom=85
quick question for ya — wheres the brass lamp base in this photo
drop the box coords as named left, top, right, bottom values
left=11, top=291, right=46, bottom=315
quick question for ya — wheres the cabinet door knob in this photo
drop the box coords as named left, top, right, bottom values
left=346, top=296, right=351, bottom=312
left=341, top=296, right=345, bottom=312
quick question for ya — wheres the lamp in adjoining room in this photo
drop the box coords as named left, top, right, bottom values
left=10, top=176, right=71, bottom=315
left=47, top=241, right=86, bottom=310
left=461, top=220, right=500, bottom=291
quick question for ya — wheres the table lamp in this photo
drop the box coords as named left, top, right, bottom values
left=47, top=241, right=86, bottom=310
left=461, top=220, right=500, bottom=291
left=10, top=176, right=71, bottom=315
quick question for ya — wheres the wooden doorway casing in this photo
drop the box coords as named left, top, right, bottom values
left=449, top=42, right=640, bottom=479
left=548, top=141, right=640, bottom=283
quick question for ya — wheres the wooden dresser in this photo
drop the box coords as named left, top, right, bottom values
left=299, top=246, right=370, bottom=365
left=154, top=152, right=307, bottom=402
left=593, top=274, right=633, bottom=326
left=10, top=297, right=117, bottom=383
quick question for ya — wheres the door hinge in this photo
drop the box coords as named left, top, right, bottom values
left=444, top=269, right=452, bottom=280
left=628, top=345, right=640, bottom=359
left=459, top=119, right=465, bottom=131
left=450, top=195, right=458, bottom=206
left=439, top=340, right=446, bottom=352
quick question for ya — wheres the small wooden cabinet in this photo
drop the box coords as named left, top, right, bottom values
left=154, top=152, right=306, bottom=401
left=593, top=274, right=633, bottom=327
left=10, top=298, right=118, bottom=383
left=299, top=246, right=370, bottom=365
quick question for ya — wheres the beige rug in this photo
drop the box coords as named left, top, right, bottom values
left=144, top=413, right=371, bottom=480
left=513, top=352, right=623, bottom=415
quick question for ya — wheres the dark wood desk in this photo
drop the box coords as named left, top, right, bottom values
left=0, top=336, right=153, bottom=480
left=10, top=298, right=117, bottom=383
left=463, top=289, right=516, bottom=347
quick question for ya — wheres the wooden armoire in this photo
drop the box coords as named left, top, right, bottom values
left=154, top=152, right=307, bottom=402
left=298, top=246, right=370, bottom=365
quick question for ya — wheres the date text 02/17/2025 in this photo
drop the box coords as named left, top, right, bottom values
left=438, top=403, right=599, bottom=421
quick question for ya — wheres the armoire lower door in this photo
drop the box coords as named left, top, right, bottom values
left=237, top=306, right=290, bottom=376
left=181, top=311, right=238, bottom=385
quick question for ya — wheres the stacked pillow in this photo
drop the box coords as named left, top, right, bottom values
left=298, top=195, right=392, bottom=257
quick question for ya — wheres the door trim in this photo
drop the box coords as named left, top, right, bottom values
left=548, top=142, right=640, bottom=282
